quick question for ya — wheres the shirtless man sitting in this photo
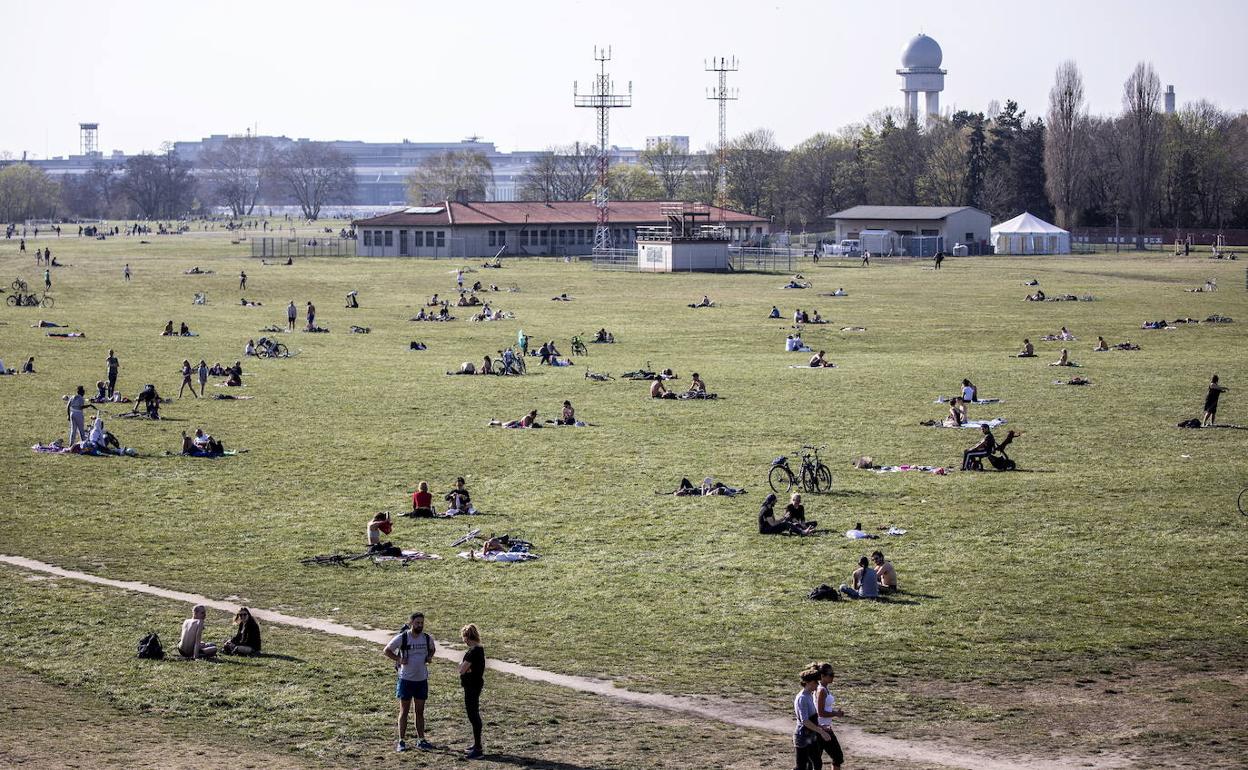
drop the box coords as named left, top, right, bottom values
left=809, top=350, right=833, bottom=368
left=686, top=373, right=707, bottom=396
left=871, top=550, right=898, bottom=594
left=650, top=379, right=676, bottom=399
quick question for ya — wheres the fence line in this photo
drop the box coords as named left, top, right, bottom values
left=251, top=237, right=356, bottom=258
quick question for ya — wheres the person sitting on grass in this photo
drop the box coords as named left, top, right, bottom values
left=136, top=384, right=162, bottom=419
left=178, top=605, right=217, bottom=659
left=961, top=379, right=978, bottom=403
left=447, top=361, right=477, bottom=375
left=244, top=339, right=257, bottom=358
left=809, top=350, right=833, bottom=368
left=768, top=306, right=781, bottom=319
left=1050, top=348, right=1074, bottom=367
left=551, top=292, right=572, bottom=301
left=555, top=400, right=576, bottom=425
left=839, top=556, right=880, bottom=600
left=182, top=428, right=224, bottom=456
left=785, top=492, right=814, bottom=528
left=872, top=550, right=898, bottom=594
left=758, top=493, right=815, bottom=535
left=1018, top=338, right=1035, bottom=357
left=180, top=322, right=192, bottom=337
left=411, top=482, right=435, bottom=518
left=650, top=379, right=676, bottom=399
left=479, top=355, right=494, bottom=375
left=445, top=477, right=473, bottom=514
left=162, top=320, right=175, bottom=336
left=1095, top=336, right=1109, bottom=352
left=810, top=309, right=824, bottom=324
left=345, top=290, right=359, bottom=308
left=689, top=295, right=713, bottom=308
left=93, top=380, right=109, bottom=401
left=943, top=397, right=965, bottom=427
left=686, top=373, right=707, bottom=397
left=368, top=511, right=394, bottom=545
left=222, top=607, right=262, bottom=656
left=428, top=293, right=440, bottom=306
left=961, top=424, right=996, bottom=470
left=830, top=287, right=846, bottom=297
left=225, top=362, right=244, bottom=387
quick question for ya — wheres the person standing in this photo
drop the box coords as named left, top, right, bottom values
left=239, top=270, right=247, bottom=290
left=106, top=350, right=120, bottom=398
left=286, top=301, right=297, bottom=332
left=44, top=268, right=51, bottom=292
left=178, top=359, right=199, bottom=398
left=197, top=359, right=208, bottom=395
left=123, top=263, right=131, bottom=282
left=306, top=301, right=316, bottom=330
left=456, top=269, right=464, bottom=290
left=794, top=667, right=832, bottom=770
left=67, top=385, right=92, bottom=444
left=383, top=612, right=436, bottom=752
left=934, top=252, right=944, bottom=270
left=459, top=624, right=486, bottom=759
left=1203, top=374, right=1228, bottom=427
left=814, top=663, right=845, bottom=770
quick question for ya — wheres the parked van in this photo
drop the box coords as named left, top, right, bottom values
left=838, top=239, right=861, bottom=256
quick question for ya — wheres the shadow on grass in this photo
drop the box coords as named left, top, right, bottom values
left=483, top=753, right=611, bottom=770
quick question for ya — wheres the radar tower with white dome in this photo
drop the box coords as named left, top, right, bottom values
left=897, top=33, right=945, bottom=123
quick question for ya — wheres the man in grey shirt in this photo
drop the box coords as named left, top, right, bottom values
left=383, top=612, right=437, bottom=752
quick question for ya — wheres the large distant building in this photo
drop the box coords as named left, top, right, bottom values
left=353, top=200, right=767, bottom=258
left=645, top=135, right=690, bottom=153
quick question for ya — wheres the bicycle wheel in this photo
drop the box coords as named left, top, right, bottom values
left=816, top=463, right=833, bottom=493
left=800, top=466, right=818, bottom=493
left=11, top=280, right=25, bottom=292
left=768, top=465, right=794, bottom=495
left=1239, top=487, right=1248, bottom=516
left=274, top=343, right=289, bottom=357
left=40, top=295, right=54, bottom=309
left=5, top=295, right=16, bottom=307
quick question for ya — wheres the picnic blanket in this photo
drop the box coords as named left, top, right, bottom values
left=458, top=550, right=541, bottom=562
left=934, top=397, right=1000, bottom=404
left=862, top=464, right=948, bottom=475
left=927, top=418, right=1007, bottom=429
left=789, top=363, right=838, bottom=369
left=372, top=550, right=441, bottom=564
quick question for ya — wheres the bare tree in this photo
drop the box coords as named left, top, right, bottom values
left=725, top=129, right=784, bottom=216
left=1119, top=62, right=1164, bottom=231
left=518, top=143, right=598, bottom=201
left=119, top=148, right=196, bottom=218
left=271, top=142, right=354, bottom=220
left=641, top=142, right=691, bottom=198
left=1044, top=61, right=1090, bottom=228
left=919, top=119, right=969, bottom=206
left=201, top=136, right=272, bottom=218
left=407, top=150, right=493, bottom=204
left=0, top=164, right=61, bottom=221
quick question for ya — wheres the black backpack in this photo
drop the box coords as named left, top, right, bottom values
left=808, top=584, right=840, bottom=601
left=137, top=632, right=165, bottom=660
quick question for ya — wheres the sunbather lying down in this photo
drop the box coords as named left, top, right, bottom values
left=853, top=456, right=947, bottom=475
left=666, top=477, right=746, bottom=497
left=489, top=410, right=541, bottom=428
left=1055, top=376, right=1091, bottom=385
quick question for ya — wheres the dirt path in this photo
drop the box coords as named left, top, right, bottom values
left=0, top=554, right=1130, bottom=770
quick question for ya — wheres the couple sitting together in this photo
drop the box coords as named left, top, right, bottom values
left=758, top=493, right=816, bottom=536
left=408, top=477, right=476, bottom=518
left=651, top=373, right=714, bottom=399
left=180, top=428, right=225, bottom=457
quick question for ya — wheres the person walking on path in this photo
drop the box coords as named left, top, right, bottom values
left=1203, top=374, right=1228, bottom=426
left=123, top=263, right=131, bottom=282
left=178, top=359, right=199, bottom=398
left=459, top=624, right=486, bottom=759
left=814, top=663, right=846, bottom=770
left=67, top=385, right=92, bottom=445
left=383, top=612, right=436, bottom=752
left=794, top=667, right=833, bottom=770
left=286, top=301, right=297, bottom=332
left=239, top=270, right=247, bottom=290
left=106, top=350, right=120, bottom=398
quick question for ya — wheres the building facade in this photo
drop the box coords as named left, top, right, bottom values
left=354, top=201, right=768, bottom=258
left=829, top=205, right=991, bottom=256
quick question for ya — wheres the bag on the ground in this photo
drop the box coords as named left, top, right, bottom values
left=808, top=584, right=840, bottom=601
left=987, top=454, right=1016, bottom=471
left=1176, top=418, right=1202, bottom=429
left=370, top=542, right=403, bottom=557
left=137, top=632, right=165, bottom=660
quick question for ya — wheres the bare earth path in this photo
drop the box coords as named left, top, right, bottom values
left=0, top=554, right=1129, bottom=770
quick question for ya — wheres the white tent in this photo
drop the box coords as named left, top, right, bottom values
left=991, top=212, right=1071, bottom=255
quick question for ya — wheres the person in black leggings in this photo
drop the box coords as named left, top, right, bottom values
left=459, top=624, right=486, bottom=759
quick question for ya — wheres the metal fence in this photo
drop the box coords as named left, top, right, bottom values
left=591, top=249, right=641, bottom=271
left=251, top=237, right=356, bottom=258
left=728, top=246, right=795, bottom=273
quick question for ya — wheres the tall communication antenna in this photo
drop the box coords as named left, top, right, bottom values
left=574, top=46, right=632, bottom=251
left=705, top=56, right=738, bottom=213
left=79, top=123, right=100, bottom=156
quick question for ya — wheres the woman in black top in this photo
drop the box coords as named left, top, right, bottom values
left=459, top=624, right=486, bottom=759
left=224, top=607, right=261, bottom=655
left=1203, top=374, right=1228, bottom=426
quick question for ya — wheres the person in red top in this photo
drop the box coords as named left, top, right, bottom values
left=411, top=481, right=434, bottom=518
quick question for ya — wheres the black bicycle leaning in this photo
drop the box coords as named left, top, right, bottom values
left=768, top=445, right=832, bottom=494
left=1239, top=487, right=1247, bottom=516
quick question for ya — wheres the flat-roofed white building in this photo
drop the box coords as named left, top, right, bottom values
left=829, top=205, right=992, bottom=256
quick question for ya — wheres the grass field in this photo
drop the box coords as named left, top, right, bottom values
left=0, top=227, right=1245, bottom=768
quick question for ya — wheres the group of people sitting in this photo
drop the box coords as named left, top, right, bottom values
left=469, top=305, right=510, bottom=322
left=650, top=372, right=714, bottom=399
left=779, top=308, right=824, bottom=324
left=411, top=305, right=454, bottom=322
left=0, top=357, right=35, bottom=375
left=456, top=293, right=484, bottom=307
left=758, top=493, right=817, bottom=536
left=592, top=328, right=615, bottom=343
left=688, top=295, right=714, bottom=308
left=1094, top=336, right=1141, bottom=351
left=489, top=400, right=582, bottom=428
left=838, top=550, right=899, bottom=599
left=180, top=428, right=226, bottom=457
left=405, top=477, right=477, bottom=518
left=785, top=334, right=811, bottom=352
left=177, top=605, right=261, bottom=660
left=161, top=320, right=193, bottom=336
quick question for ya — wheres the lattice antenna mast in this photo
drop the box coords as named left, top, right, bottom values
left=575, top=46, right=632, bottom=251
left=705, top=56, right=738, bottom=215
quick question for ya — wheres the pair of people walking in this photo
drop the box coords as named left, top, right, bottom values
left=383, top=613, right=486, bottom=759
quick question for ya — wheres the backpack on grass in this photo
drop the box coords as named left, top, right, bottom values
left=137, top=632, right=165, bottom=660
left=808, top=584, right=840, bottom=601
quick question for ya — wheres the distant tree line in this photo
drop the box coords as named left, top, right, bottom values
left=4, top=59, right=1245, bottom=231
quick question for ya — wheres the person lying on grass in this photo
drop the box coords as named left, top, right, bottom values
left=222, top=607, right=261, bottom=656
left=490, top=409, right=540, bottom=428
left=701, top=477, right=745, bottom=496
left=757, top=493, right=815, bottom=535
left=447, top=361, right=477, bottom=375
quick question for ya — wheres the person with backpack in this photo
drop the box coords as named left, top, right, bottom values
left=383, top=612, right=437, bottom=752
left=458, top=624, right=486, bottom=759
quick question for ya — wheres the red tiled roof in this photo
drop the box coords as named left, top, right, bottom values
left=354, top=201, right=767, bottom=227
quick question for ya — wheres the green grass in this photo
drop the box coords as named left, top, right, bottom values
left=1, top=228, right=1246, bottom=763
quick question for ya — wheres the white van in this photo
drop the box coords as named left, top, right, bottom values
left=838, top=239, right=860, bottom=256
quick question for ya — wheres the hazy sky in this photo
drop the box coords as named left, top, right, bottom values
left=4, top=0, right=1245, bottom=158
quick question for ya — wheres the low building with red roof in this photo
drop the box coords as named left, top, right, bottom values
left=352, top=200, right=769, bottom=258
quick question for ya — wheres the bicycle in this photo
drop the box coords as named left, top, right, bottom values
left=12, top=278, right=28, bottom=292
left=6, top=292, right=52, bottom=308
left=570, top=335, right=588, bottom=356
left=768, top=445, right=833, bottom=495
left=1239, top=487, right=1248, bottom=516
left=255, top=337, right=289, bottom=358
